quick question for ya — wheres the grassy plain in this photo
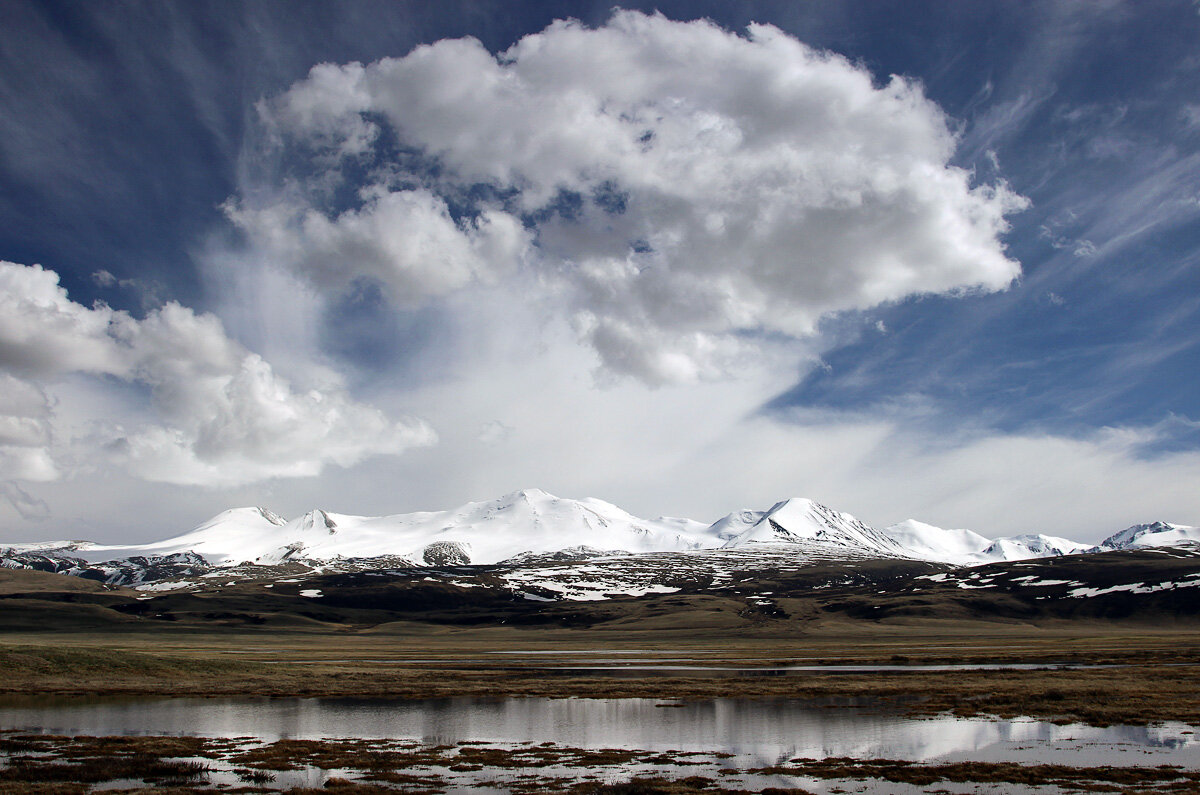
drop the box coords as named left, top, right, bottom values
left=3, top=558, right=1200, bottom=726
left=3, top=619, right=1200, bottom=725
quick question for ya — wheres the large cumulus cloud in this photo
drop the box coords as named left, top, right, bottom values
left=230, top=11, right=1027, bottom=384
left=0, top=373, right=57, bottom=485
left=0, top=262, right=434, bottom=489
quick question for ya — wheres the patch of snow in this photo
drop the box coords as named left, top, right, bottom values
left=1068, top=579, right=1200, bottom=598
left=134, top=580, right=196, bottom=592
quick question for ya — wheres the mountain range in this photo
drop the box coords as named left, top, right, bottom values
left=2, top=490, right=1196, bottom=586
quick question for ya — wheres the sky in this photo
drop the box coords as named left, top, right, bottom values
left=1, top=0, right=1199, bottom=544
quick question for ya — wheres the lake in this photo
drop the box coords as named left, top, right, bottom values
left=1, top=695, right=1197, bottom=792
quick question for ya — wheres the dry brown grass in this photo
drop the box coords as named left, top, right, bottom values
left=2, top=654, right=1198, bottom=725
left=2, top=623, right=1200, bottom=724
left=749, top=757, right=1200, bottom=791
left=0, top=569, right=131, bottom=595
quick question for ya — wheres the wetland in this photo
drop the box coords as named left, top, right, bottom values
left=2, top=695, right=1199, bottom=793
left=5, top=562, right=1200, bottom=792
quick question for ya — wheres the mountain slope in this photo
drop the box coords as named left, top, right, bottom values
left=707, top=509, right=766, bottom=542
left=33, top=490, right=715, bottom=568
left=885, top=520, right=1095, bottom=564
left=1100, top=521, right=1200, bottom=551
left=5, top=492, right=1197, bottom=581
left=883, top=520, right=993, bottom=564
left=981, top=533, right=1093, bottom=560
left=722, top=498, right=909, bottom=557
left=28, top=507, right=292, bottom=567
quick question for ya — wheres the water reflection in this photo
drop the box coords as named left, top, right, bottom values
left=0, top=696, right=1196, bottom=769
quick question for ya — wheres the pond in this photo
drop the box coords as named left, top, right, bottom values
left=0, top=694, right=1196, bottom=767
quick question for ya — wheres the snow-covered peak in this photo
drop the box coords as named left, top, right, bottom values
left=979, top=533, right=1092, bottom=561
left=1100, top=521, right=1200, bottom=550
left=883, top=520, right=993, bottom=564
left=11, top=489, right=1198, bottom=574
left=722, top=498, right=909, bottom=557
left=511, top=487, right=551, bottom=502
left=708, top=509, right=767, bottom=541
left=0, top=539, right=99, bottom=555
left=289, top=509, right=339, bottom=535
left=58, top=490, right=718, bottom=568
left=879, top=520, right=1094, bottom=564
left=255, top=507, right=288, bottom=526
left=203, top=507, right=288, bottom=528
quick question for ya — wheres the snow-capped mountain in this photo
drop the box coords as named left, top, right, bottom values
left=707, top=509, right=767, bottom=542
left=721, top=498, right=909, bottom=557
left=981, top=533, right=1094, bottom=560
left=883, top=520, right=1094, bottom=564
left=16, top=489, right=712, bottom=568
left=4, top=491, right=1197, bottom=587
left=1099, top=521, right=1200, bottom=550
left=883, top=520, right=994, bottom=564
left=13, top=507, right=291, bottom=567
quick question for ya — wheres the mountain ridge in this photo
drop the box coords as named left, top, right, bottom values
left=3, top=490, right=1195, bottom=577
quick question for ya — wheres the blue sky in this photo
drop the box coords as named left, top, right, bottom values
left=1, top=1, right=1198, bottom=543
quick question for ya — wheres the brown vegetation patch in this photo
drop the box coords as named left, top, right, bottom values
left=0, top=754, right=207, bottom=785
left=0, top=786, right=89, bottom=795
left=4, top=644, right=1200, bottom=725
left=748, top=757, right=1200, bottom=790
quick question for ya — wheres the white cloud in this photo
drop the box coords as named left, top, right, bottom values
left=2, top=288, right=1194, bottom=544
left=0, top=261, right=434, bottom=489
left=0, top=373, right=58, bottom=483
left=283, top=303, right=1200, bottom=543
left=223, top=188, right=531, bottom=307
left=301, top=289, right=1197, bottom=544
left=0, top=263, right=130, bottom=376
left=659, top=411, right=1200, bottom=541
left=238, top=11, right=1026, bottom=385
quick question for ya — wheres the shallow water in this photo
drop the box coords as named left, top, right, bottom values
left=0, top=695, right=1196, bottom=769
left=518, top=662, right=1115, bottom=676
